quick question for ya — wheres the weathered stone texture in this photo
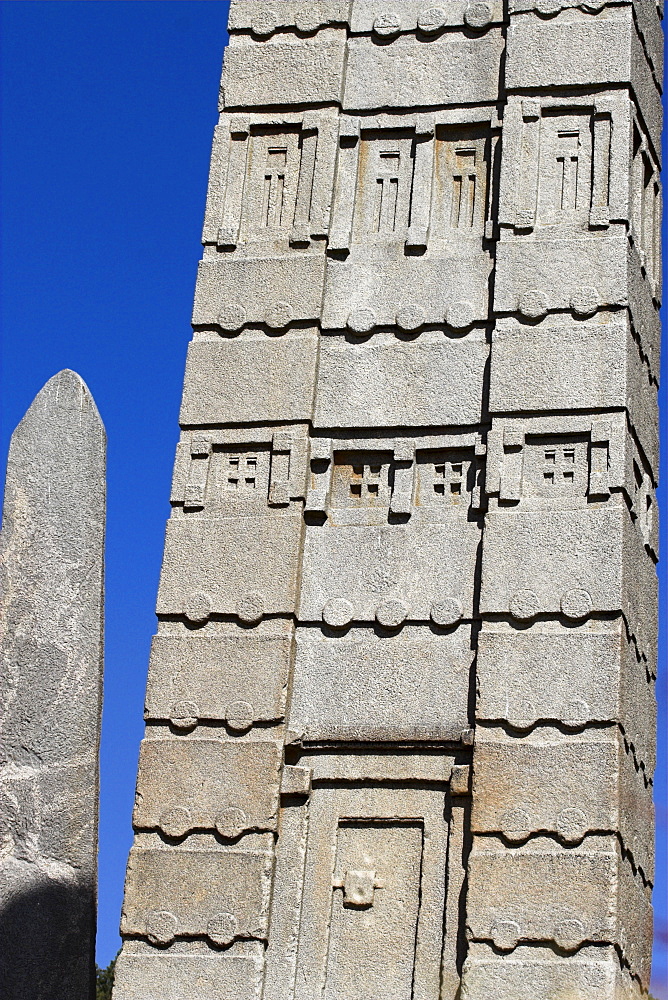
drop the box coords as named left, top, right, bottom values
left=114, top=2, right=660, bottom=997
left=0, top=370, right=105, bottom=999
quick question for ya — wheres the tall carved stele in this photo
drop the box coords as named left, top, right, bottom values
left=0, top=370, right=105, bottom=1000
left=113, top=3, right=660, bottom=998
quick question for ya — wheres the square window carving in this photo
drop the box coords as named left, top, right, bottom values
left=209, top=446, right=272, bottom=507
left=415, top=451, right=474, bottom=508
left=330, top=451, right=393, bottom=510
left=523, top=436, right=589, bottom=499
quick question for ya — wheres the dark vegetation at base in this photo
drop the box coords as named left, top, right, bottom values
left=96, top=952, right=119, bottom=999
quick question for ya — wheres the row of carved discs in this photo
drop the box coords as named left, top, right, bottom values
left=145, top=910, right=239, bottom=948
left=372, top=3, right=494, bottom=35
left=158, top=803, right=249, bottom=840
left=248, top=3, right=495, bottom=38
left=323, top=596, right=464, bottom=628
left=216, top=300, right=480, bottom=332
left=490, top=917, right=590, bottom=954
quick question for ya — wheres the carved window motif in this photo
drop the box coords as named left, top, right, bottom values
left=241, top=129, right=301, bottom=239
left=352, top=131, right=415, bottom=243
left=538, top=113, right=592, bottom=228
left=330, top=452, right=393, bottom=508
left=208, top=447, right=271, bottom=504
left=632, top=124, right=661, bottom=284
left=374, top=151, right=401, bottom=233
left=523, top=436, right=589, bottom=498
left=432, top=127, right=490, bottom=239
left=415, top=451, right=472, bottom=508
left=262, top=147, right=288, bottom=228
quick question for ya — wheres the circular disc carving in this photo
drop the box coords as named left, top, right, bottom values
left=265, top=301, right=294, bottom=329
left=251, top=10, right=277, bottom=36
left=490, top=919, right=521, bottom=952
left=322, top=598, right=354, bottom=628
left=215, top=806, right=248, bottom=840
left=554, top=918, right=586, bottom=951
left=509, top=589, right=541, bottom=621
left=571, top=286, right=601, bottom=317
left=417, top=6, right=448, bottom=33
left=207, top=911, right=238, bottom=947
left=430, top=598, right=463, bottom=627
left=562, top=698, right=591, bottom=729
left=146, top=910, right=179, bottom=946
left=376, top=599, right=409, bottom=629
left=226, top=700, right=254, bottom=732
left=169, top=701, right=199, bottom=730
left=464, top=1, right=493, bottom=28
left=159, top=806, right=192, bottom=839
left=446, top=300, right=476, bottom=330
left=519, top=289, right=549, bottom=320
left=561, top=588, right=593, bottom=621
left=217, top=302, right=246, bottom=331
left=499, top=807, right=532, bottom=843
left=396, top=304, right=425, bottom=331
left=184, top=591, right=213, bottom=625
left=536, top=0, right=562, bottom=14
left=556, top=807, right=588, bottom=844
left=295, top=7, right=322, bottom=33
left=372, top=13, right=402, bottom=36
left=347, top=308, right=377, bottom=334
left=237, top=591, right=265, bottom=625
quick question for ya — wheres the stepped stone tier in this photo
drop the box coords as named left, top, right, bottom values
left=113, top=3, right=661, bottom=998
left=0, top=371, right=106, bottom=999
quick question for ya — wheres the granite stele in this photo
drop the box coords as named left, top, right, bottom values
left=113, top=3, right=661, bottom=999
left=0, top=371, right=106, bottom=999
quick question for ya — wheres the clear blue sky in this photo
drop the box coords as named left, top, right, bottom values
left=0, top=1, right=666, bottom=991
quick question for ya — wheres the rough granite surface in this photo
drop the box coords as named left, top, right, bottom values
left=0, top=370, right=105, bottom=999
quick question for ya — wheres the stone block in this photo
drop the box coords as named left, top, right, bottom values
left=321, top=255, right=492, bottom=331
left=113, top=947, right=264, bottom=1000
left=288, top=626, right=472, bottom=742
left=466, top=835, right=652, bottom=986
left=314, top=331, right=487, bottom=428
left=480, top=506, right=657, bottom=661
left=120, top=846, right=272, bottom=945
left=299, top=518, right=481, bottom=623
left=343, top=30, right=505, bottom=110
left=192, top=256, right=326, bottom=331
left=475, top=622, right=657, bottom=775
left=349, top=1, right=505, bottom=33
left=494, top=238, right=658, bottom=351
left=133, top=740, right=281, bottom=839
left=221, top=30, right=347, bottom=108
left=506, top=7, right=662, bottom=154
left=156, top=513, right=304, bottom=620
left=489, top=316, right=658, bottom=471
left=461, top=943, right=643, bottom=1000
left=471, top=727, right=653, bottom=880
left=144, top=629, right=292, bottom=729
left=228, top=1, right=351, bottom=34
left=180, top=329, right=318, bottom=425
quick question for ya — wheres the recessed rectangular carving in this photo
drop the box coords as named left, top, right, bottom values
left=352, top=132, right=415, bottom=244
